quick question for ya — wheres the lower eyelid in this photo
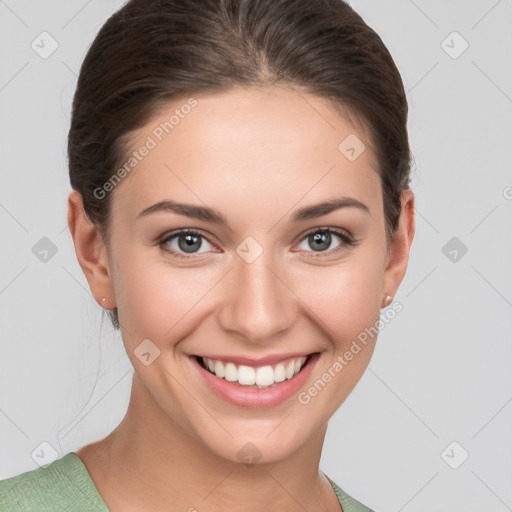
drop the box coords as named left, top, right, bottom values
left=160, top=228, right=354, bottom=258
left=160, top=231, right=214, bottom=254
left=296, top=229, right=353, bottom=254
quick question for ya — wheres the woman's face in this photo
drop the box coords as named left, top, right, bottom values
left=85, top=85, right=412, bottom=464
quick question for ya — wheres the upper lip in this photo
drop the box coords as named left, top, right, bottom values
left=192, top=352, right=317, bottom=367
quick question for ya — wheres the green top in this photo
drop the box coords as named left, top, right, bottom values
left=0, top=452, right=375, bottom=511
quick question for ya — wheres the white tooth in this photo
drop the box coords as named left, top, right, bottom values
left=214, top=360, right=225, bottom=378
left=255, top=365, right=275, bottom=386
left=225, top=362, right=238, bottom=382
left=293, top=357, right=307, bottom=374
left=274, top=363, right=286, bottom=382
left=206, top=356, right=310, bottom=386
left=238, top=365, right=255, bottom=385
left=285, top=360, right=295, bottom=379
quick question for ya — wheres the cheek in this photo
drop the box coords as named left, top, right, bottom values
left=113, top=249, right=219, bottom=345
left=113, top=236, right=385, bottom=351
left=292, top=257, right=384, bottom=419
left=295, top=254, right=383, bottom=343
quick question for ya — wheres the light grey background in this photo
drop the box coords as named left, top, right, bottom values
left=1, top=1, right=511, bottom=511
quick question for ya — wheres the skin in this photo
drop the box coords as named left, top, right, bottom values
left=67, top=84, right=415, bottom=512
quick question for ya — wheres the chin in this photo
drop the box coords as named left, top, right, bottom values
left=196, top=421, right=315, bottom=467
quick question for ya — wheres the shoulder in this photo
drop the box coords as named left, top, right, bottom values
left=325, top=474, right=378, bottom=512
left=0, top=452, right=109, bottom=512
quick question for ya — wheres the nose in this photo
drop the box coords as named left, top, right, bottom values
left=216, top=248, right=296, bottom=345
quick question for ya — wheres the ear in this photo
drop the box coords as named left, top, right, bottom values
left=67, top=190, right=115, bottom=309
left=382, top=188, right=415, bottom=299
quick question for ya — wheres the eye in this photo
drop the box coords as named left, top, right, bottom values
left=295, top=228, right=355, bottom=258
left=159, top=229, right=216, bottom=259
left=159, top=227, right=356, bottom=260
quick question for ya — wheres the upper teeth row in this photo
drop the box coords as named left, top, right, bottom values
left=202, top=356, right=308, bottom=387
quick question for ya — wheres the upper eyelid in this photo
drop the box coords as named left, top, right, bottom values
left=161, top=228, right=214, bottom=244
left=160, top=226, right=353, bottom=251
left=160, top=228, right=216, bottom=248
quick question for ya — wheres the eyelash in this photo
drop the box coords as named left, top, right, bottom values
left=158, top=227, right=356, bottom=260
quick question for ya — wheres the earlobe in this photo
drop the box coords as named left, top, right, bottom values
left=381, top=294, right=393, bottom=308
left=381, top=189, right=415, bottom=299
left=67, top=190, right=115, bottom=308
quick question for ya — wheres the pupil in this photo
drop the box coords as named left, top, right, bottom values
left=177, top=232, right=331, bottom=254
left=179, top=233, right=201, bottom=253
left=311, top=232, right=330, bottom=251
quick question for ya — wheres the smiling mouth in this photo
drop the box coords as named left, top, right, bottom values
left=194, top=354, right=315, bottom=389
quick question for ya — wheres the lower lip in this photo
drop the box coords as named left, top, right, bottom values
left=190, top=353, right=319, bottom=408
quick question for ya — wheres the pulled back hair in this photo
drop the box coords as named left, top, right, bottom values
left=68, top=0, right=412, bottom=331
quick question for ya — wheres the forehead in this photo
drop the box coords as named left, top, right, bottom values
left=112, top=85, right=381, bottom=221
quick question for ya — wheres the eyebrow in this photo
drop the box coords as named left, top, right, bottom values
left=137, top=196, right=370, bottom=225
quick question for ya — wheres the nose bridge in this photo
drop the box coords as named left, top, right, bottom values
left=218, top=242, right=294, bottom=342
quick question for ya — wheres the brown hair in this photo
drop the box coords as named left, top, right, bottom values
left=68, top=0, right=412, bottom=330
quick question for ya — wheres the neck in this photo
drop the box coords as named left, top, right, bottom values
left=77, top=373, right=341, bottom=512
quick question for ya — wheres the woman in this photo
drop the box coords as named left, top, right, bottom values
left=0, top=0, right=414, bottom=510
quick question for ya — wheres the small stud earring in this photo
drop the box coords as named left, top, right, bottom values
left=102, top=297, right=116, bottom=311
left=382, top=294, right=393, bottom=308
